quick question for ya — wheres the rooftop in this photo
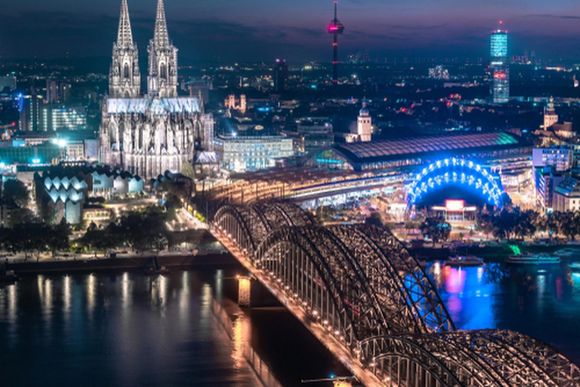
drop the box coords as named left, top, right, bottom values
left=555, top=176, right=580, bottom=197
left=107, top=97, right=201, bottom=114
left=335, top=132, right=525, bottom=163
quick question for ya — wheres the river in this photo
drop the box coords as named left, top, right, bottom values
left=0, top=259, right=579, bottom=386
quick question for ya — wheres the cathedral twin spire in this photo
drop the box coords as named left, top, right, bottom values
left=109, top=0, right=178, bottom=99
left=153, top=0, right=170, bottom=47
left=117, top=0, right=134, bottom=48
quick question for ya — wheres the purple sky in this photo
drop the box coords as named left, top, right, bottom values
left=2, top=0, right=580, bottom=62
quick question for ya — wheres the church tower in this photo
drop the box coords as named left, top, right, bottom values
left=109, top=0, right=141, bottom=98
left=357, top=101, right=373, bottom=142
left=544, top=96, right=559, bottom=130
left=148, top=0, right=178, bottom=98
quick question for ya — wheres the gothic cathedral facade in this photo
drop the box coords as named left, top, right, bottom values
left=100, top=0, right=214, bottom=179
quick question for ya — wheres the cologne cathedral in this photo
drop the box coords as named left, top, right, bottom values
left=100, top=0, right=215, bottom=179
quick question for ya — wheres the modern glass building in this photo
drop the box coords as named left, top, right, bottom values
left=490, top=28, right=509, bottom=103
left=215, top=133, right=294, bottom=172
left=490, top=30, right=508, bottom=59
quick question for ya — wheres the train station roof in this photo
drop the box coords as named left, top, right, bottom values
left=333, top=132, right=529, bottom=169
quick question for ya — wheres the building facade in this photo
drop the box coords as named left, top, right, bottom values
left=345, top=103, right=373, bottom=143
left=553, top=176, right=580, bottom=212
left=100, top=0, right=214, bottom=179
left=215, top=134, right=294, bottom=172
left=544, top=97, right=559, bottom=130
left=490, top=26, right=509, bottom=104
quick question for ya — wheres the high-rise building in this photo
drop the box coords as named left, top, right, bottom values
left=19, top=95, right=44, bottom=131
left=490, top=23, right=509, bottom=103
left=544, top=97, right=559, bottom=130
left=40, top=104, right=87, bottom=131
left=100, top=0, right=215, bottom=179
left=46, top=79, right=72, bottom=104
left=273, top=59, right=288, bottom=93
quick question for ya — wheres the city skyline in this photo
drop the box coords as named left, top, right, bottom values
left=3, top=1, right=580, bottom=62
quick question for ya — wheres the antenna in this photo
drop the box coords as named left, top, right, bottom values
left=327, top=0, right=345, bottom=85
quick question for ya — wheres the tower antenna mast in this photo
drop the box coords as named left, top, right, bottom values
left=327, top=0, right=345, bottom=85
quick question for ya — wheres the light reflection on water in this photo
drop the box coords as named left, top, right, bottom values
left=428, top=260, right=580, bottom=362
left=0, top=271, right=257, bottom=387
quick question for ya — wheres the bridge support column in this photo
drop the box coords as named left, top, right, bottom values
left=237, top=276, right=252, bottom=307
left=236, top=275, right=279, bottom=308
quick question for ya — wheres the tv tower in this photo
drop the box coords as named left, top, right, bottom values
left=327, top=0, right=345, bottom=85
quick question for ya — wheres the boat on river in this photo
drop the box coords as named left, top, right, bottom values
left=447, top=256, right=485, bottom=267
left=507, top=254, right=561, bottom=265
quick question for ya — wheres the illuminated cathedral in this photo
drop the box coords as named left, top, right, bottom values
left=100, top=0, right=215, bottom=179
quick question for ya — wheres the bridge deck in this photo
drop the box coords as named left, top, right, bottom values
left=212, top=229, right=384, bottom=386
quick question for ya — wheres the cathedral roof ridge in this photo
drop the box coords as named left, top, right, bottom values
left=107, top=96, right=202, bottom=114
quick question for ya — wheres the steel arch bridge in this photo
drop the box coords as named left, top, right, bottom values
left=407, top=158, right=505, bottom=208
left=211, top=201, right=580, bottom=386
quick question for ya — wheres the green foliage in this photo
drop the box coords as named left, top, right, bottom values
left=478, top=209, right=580, bottom=241
left=79, top=222, right=121, bottom=255
left=420, top=216, right=451, bottom=246
left=0, top=221, right=71, bottom=259
left=80, top=208, right=169, bottom=254
left=365, top=212, right=384, bottom=228
left=2, top=179, right=29, bottom=208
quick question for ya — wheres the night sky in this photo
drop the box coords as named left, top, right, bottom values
left=2, top=0, right=580, bottom=62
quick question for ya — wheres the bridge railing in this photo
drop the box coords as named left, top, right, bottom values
left=211, top=200, right=580, bottom=387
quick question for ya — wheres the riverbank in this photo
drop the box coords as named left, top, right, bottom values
left=411, top=243, right=580, bottom=262
left=4, top=253, right=238, bottom=276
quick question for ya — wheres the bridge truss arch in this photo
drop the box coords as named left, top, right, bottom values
left=211, top=200, right=580, bottom=386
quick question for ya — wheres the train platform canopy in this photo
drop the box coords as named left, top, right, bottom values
left=313, top=132, right=531, bottom=171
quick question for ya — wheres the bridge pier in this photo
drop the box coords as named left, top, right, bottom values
left=237, top=276, right=252, bottom=306
left=236, top=275, right=279, bottom=308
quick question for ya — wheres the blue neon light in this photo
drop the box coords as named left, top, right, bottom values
left=407, top=158, right=505, bottom=208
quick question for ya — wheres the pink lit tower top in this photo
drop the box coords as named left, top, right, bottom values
left=327, top=0, right=345, bottom=85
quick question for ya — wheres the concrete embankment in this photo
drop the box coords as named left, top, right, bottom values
left=5, top=253, right=238, bottom=275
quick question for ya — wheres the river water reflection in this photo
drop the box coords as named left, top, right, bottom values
left=2, top=260, right=580, bottom=386
left=428, top=260, right=580, bottom=363
left=0, top=269, right=344, bottom=387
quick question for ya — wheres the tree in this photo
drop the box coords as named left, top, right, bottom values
left=556, top=211, right=579, bottom=240
left=9, top=223, right=50, bottom=260
left=47, top=219, right=71, bottom=256
left=2, top=179, right=29, bottom=208
left=80, top=222, right=120, bottom=257
left=513, top=210, right=538, bottom=240
left=365, top=212, right=384, bottom=228
left=420, top=217, right=451, bottom=246
left=115, top=208, right=168, bottom=253
left=4, top=207, right=38, bottom=228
